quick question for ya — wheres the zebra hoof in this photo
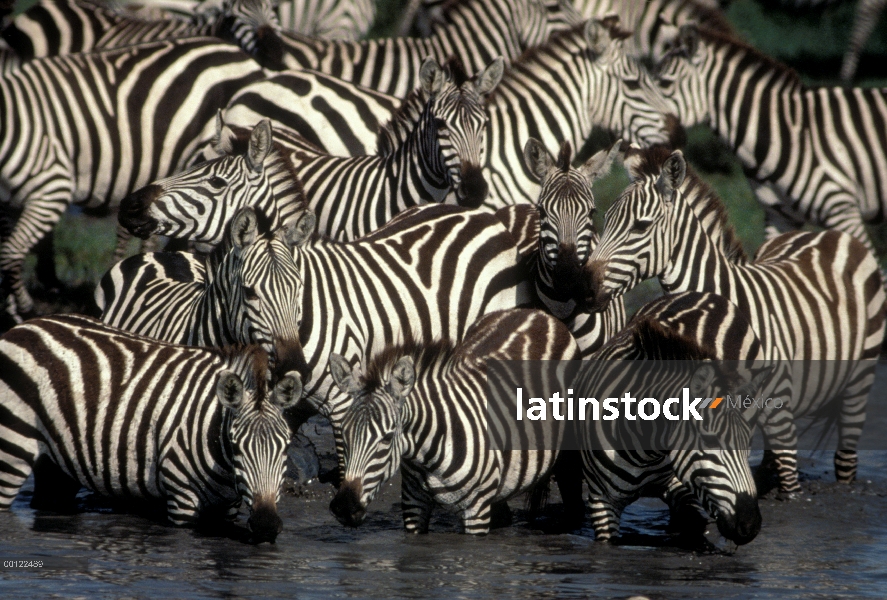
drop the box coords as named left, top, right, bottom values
left=776, top=489, right=802, bottom=501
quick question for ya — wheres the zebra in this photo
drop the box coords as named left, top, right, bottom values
left=840, top=0, right=887, bottom=82
left=0, top=36, right=265, bottom=322
left=571, top=0, right=732, bottom=62
left=646, top=23, right=887, bottom=258
left=119, top=56, right=501, bottom=244
left=488, top=139, right=627, bottom=359
left=97, top=205, right=312, bottom=376
left=0, top=314, right=303, bottom=543
left=275, top=0, right=375, bottom=41
left=1, top=0, right=264, bottom=61
left=327, top=308, right=580, bottom=534
left=576, top=303, right=772, bottom=546
left=481, top=19, right=676, bottom=208
left=584, top=145, right=886, bottom=494
left=243, top=0, right=579, bottom=97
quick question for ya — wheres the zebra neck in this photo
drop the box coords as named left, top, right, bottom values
left=658, top=192, right=739, bottom=298
left=385, top=120, right=451, bottom=209
left=266, top=146, right=305, bottom=223
left=701, top=39, right=804, bottom=179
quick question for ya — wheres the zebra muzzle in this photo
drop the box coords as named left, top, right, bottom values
left=330, top=480, right=366, bottom=527
left=715, top=492, right=761, bottom=545
left=583, top=260, right=612, bottom=313
left=247, top=497, right=283, bottom=544
left=457, top=164, right=488, bottom=209
left=119, top=184, right=162, bottom=239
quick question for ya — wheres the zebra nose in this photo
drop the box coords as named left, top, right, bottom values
left=583, top=260, right=611, bottom=313
left=119, top=184, right=162, bottom=239
left=457, top=164, right=488, bottom=208
left=273, top=338, right=308, bottom=379
left=716, top=492, right=761, bottom=545
left=248, top=498, right=283, bottom=544
left=330, top=480, right=366, bottom=527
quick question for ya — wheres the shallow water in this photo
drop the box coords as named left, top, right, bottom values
left=1, top=365, right=886, bottom=599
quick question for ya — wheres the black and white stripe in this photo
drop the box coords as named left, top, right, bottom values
left=275, top=0, right=375, bottom=41
left=586, top=146, right=886, bottom=494
left=577, top=296, right=770, bottom=545
left=120, top=57, right=501, bottom=243
left=327, top=308, right=579, bottom=534
left=650, top=24, right=887, bottom=256
left=0, top=314, right=302, bottom=542
left=0, top=36, right=265, bottom=321
left=97, top=206, right=312, bottom=374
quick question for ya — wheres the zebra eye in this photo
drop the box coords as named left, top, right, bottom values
left=632, top=219, right=654, bottom=232
left=208, top=176, right=227, bottom=188
left=380, top=432, right=395, bottom=446
left=623, top=78, right=641, bottom=91
left=243, top=286, right=259, bottom=301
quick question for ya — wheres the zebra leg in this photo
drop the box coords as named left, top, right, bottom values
left=165, top=490, right=202, bottom=526
left=751, top=182, right=803, bottom=241
left=0, top=197, right=69, bottom=320
left=30, top=454, right=81, bottom=513
left=586, top=495, right=627, bottom=542
left=833, top=362, right=876, bottom=484
left=400, top=467, right=433, bottom=534
left=0, top=445, right=35, bottom=510
left=112, top=224, right=134, bottom=263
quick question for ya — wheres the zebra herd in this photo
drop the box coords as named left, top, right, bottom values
left=0, top=0, right=884, bottom=549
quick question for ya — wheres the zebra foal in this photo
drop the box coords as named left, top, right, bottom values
left=0, top=314, right=303, bottom=543
left=328, top=308, right=580, bottom=535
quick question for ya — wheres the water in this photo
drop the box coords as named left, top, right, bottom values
left=1, top=366, right=886, bottom=599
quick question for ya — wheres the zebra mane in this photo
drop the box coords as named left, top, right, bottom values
left=215, top=344, right=271, bottom=399
left=630, top=317, right=717, bottom=361
left=376, top=86, right=428, bottom=157
left=692, top=25, right=803, bottom=90
left=203, top=205, right=278, bottom=274
left=628, top=145, right=747, bottom=264
left=360, top=339, right=457, bottom=395
left=557, top=140, right=572, bottom=173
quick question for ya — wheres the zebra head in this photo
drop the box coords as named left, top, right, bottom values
left=119, top=118, right=296, bottom=246
left=215, top=0, right=282, bottom=65
left=650, top=23, right=709, bottom=134
left=668, top=360, right=770, bottom=546
left=216, top=349, right=303, bottom=543
left=523, top=137, right=625, bottom=318
left=326, top=353, right=415, bottom=527
left=207, top=206, right=315, bottom=374
left=584, top=18, right=678, bottom=147
left=585, top=147, right=687, bottom=312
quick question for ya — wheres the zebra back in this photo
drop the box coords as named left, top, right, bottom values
left=0, top=314, right=302, bottom=542
left=275, top=0, right=375, bottom=41
left=328, top=308, right=579, bottom=534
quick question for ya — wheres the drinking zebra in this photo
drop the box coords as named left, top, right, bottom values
left=244, top=0, right=578, bottom=96
left=647, top=23, right=887, bottom=258
left=328, top=308, right=579, bottom=534
left=0, top=314, right=302, bottom=543
left=577, top=302, right=771, bottom=546
left=97, top=206, right=312, bottom=376
left=585, top=146, right=886, bottom=494
left=0, top=36, right=265, bottom=322
left=120, top=56, right=500, bottom=244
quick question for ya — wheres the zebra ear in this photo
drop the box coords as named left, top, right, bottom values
left=657, top=150, right=686, bottom=203
left=420, top=57, right=444, bottom=95
left=388, top=356, right=416, bottom=400
left=231, top=207, right=259, bottom=252
left=272, top=371, right=303, bottom=409
left=474, top=56, right=504, bottom=96
left=689, top=363, right=716, bottom=398
left=216, top=371, right=245, bottom=411
left=585, top=19, right=611, bottom=58
left=212, top=110, right=236, bottom=156
left=522, top=138, right=554, bottom=181
left=580, top=139, right=628, bottom=183
left=329, top=353, right=360, bottom=395
left=284, top=209, right=316, bottom=248
left=247, top=119, right=272, bottom=173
